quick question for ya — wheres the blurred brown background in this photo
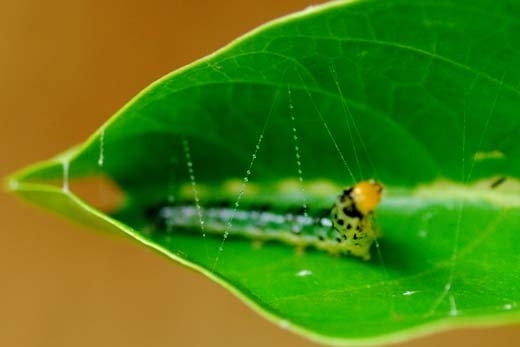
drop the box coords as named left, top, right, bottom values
left=1, top=1, right=519, bottom=346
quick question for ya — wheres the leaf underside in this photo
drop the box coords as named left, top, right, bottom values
left=8, top=0, right=520, bottom=345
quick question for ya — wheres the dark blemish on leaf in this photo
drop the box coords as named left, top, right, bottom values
left=317, top=208, right=331, bottom=218
left=337, top=219, right=344, bottom=226
left=249, top=203, right=271, bottom=212
left=211, top=201, right=227, bottom=208
left=294, top=206, right=307, bottom=215
left=491, top=176, right=507, bottom=189
left=145, top=205, right=160, bottom=219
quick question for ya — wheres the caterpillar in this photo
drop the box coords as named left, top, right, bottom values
left=146, top=180, right=383, bottom=260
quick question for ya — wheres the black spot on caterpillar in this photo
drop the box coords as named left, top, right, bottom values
left=146, top=181, right=383, bottom=260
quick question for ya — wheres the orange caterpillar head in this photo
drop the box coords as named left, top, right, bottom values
left=351, top=180, right=383, bottom=215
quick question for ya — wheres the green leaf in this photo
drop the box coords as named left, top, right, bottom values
left=7, top=0, right=520, bottom=345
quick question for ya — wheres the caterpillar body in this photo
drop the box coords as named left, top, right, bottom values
left=147, top=180, right=383, bottom=260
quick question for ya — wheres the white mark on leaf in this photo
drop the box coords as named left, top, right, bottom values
left=279, top=320, right=291, bottom=329
left=418, top=211, right=434, bottom=238
left=402, top=290, right=418, bottom=296
left=449, top=294, right=459, bottom=316
left=62, top=159, right=69, bottom=193
left=296, top=269, right=312, bottom=277
left=98, top=126, right=105, bottom=167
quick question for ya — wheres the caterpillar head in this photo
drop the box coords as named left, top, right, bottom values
left=351, top=180, right=383, bottom=215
